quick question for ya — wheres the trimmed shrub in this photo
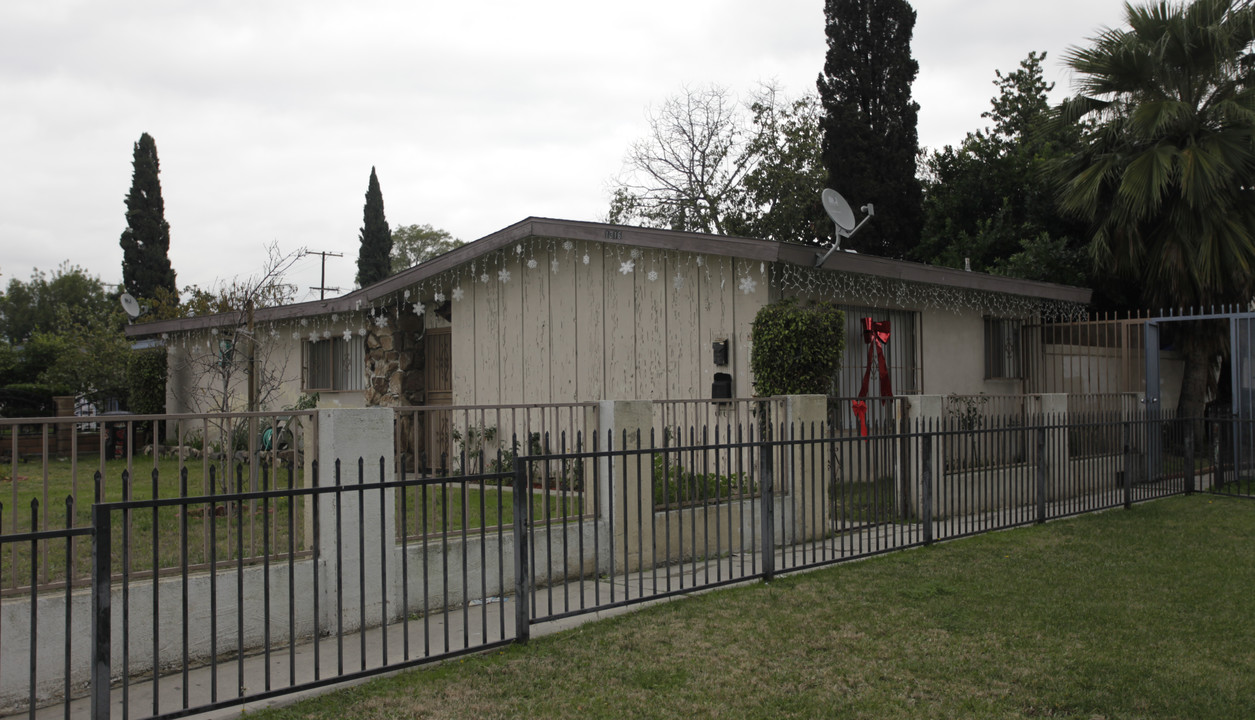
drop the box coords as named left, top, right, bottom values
left=750, top=299, right=845, bottom=396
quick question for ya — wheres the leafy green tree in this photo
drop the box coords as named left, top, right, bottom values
left=1054, top=0, right=1255, bottom=417
left=0, top=264, right=129, bottom=403
left=0, top=263, right=115, bottom=344
left=914, top=52, right=1089, bottom=286
left=390, top=224, right=464, bottom=272
left=356, top=167, right=392, bottom=287
left=35, top=305, right=131, bottom=402
left=119, top=132, right=178, bottom=303
left=817, top=0, right=923, bottom=258
left=740, top=91, right=830, bottom=244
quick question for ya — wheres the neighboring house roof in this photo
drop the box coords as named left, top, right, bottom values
left=126, top=217, right=1093, bottom=338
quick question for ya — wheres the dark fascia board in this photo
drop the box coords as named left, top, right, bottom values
left=126, top=216, right=1090, bottom=337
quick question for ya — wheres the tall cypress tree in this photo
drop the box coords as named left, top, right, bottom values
left=817, top=0, right=923, bottom=258
left=355, top=167, right=391, bottom=287
left=119, top=132, right=178, bottom=301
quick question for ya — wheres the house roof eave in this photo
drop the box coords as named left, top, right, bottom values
left=127, top=216, right=1091, bottom=338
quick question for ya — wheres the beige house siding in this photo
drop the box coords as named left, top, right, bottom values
left=452, top=242, right=770, bottom=405
left=133, top=219, right=1092, bottom=417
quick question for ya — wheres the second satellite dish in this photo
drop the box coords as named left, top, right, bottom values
left=119, top=293, right=144, bottom=320
left=822, top=188, right=856, bottom=233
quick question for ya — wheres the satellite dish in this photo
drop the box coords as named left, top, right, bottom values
left=822, top=189, right=857, bottom=233
left=815, top=188, right=876, bottom=267
left=119, top=293, right=144, bottom=320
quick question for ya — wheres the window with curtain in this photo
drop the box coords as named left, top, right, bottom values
left=305, top=336, right=365, bottom=391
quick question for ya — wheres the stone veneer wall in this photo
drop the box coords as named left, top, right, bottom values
left=364, top=309, right=425, bottom=468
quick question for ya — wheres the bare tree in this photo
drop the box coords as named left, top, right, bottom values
left=608, top=84, right=760, bottom=235
left=608, top=82, right=827, bottom=243
left=165, top=242, right=307, bottom=481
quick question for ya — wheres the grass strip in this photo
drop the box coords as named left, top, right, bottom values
left=252, top=495, right=1255, bottom=720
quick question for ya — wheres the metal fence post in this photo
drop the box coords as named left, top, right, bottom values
left=512, top=454, right=530, bottom=643
left=921, top=432, right=933, bottom=545
left=91, top=503, right=111, bottom=720
left=1036, top=425, right=1047, bottom=524
left=760, top=436, right=775, bottom=582
left=1123, top=421, right=1133, bottom=510
left=1184, top=422, right=1195, bottom=495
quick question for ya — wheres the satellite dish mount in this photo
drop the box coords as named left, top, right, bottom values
left=815, top=188, right=874, bottom=267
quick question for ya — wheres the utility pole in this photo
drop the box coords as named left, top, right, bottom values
left=306, top=250, right=343, bottom=299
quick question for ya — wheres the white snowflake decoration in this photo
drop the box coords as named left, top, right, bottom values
left=527, top=258, right=538, bottom=270
left=358, top=327, right=367, bottom=336
left=452, top=287, right=464, bottom=302
left=480, top=273, right=490, bottom=284
left=582, top=254, right=590, bottom=265
left=619, top=260, right=635, bottom=275
left=562, top=240, right=574, bottom=251
left=308, top=332, right=318, bottom=342
left=696, top=256, right=704, bottom=267
left=673, top=274, right=685, bottom=290
left=292, top=331, right=301, bottom=340
left=161, top=333, right=168, bottom=340
left=515, top=244, right=524, bottom=255
left=373, top=315, right=389, bottom=328
left=211, top=328, right=218, bottom=335
left=331, top=313, right=339, bottom=322
left=551, top=258, right=559, bottom=273
left=647, top=270, right=658, bottom=282
left=434, top=291, right=445, bottom=304
left=738, top=276, right=758, bottom=295
left=498, top=268, right=511, bottom=283
left=403, top=290, right=410, bottom=300
left=322, top=330, right=331, bottom=339
left=413, top=302, right=425, bottom=316
left=343, top=329, right=353, bottom=342
left=630, top=248, right=641, bottom=259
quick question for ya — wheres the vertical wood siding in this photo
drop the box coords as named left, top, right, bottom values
left=454, top=241, right=763, bottom=405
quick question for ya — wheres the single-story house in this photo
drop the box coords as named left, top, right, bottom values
left=128, top=217, right=1092, bottom=459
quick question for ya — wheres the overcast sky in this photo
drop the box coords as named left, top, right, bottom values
left=1, top=0, right=1132, bottom=302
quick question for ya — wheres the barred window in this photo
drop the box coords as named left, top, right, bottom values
left=836, top=306, right=920, bottom=397
left=305, top=336, right=365, bottom=392
left=984, top=317, right=1022, bottom=379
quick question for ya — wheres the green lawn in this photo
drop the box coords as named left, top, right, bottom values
left=251, top=495, right=1255, bottom=719
left=0, top=457, right=583, bottom=590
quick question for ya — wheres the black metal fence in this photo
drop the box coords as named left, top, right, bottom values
left=2, top=411, right=1252, bottom=720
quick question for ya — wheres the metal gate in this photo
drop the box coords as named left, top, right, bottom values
left=1145, top=307, right=1255, bottom=496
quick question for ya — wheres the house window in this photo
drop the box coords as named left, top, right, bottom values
left=306, top=336, right=365, bottom=391
left=837, top=306, right=920, bottom=396
left=984, top=317, right=1022, bottom=379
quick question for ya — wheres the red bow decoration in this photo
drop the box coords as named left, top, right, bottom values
left=852, top=318, right=893, bottom=437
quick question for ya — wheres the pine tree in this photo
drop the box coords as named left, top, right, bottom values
left=119, top=133, right=178, bottom=301
left=817, top=0, right=923, bottom=258
left=355, top=167, right=391, bottom=287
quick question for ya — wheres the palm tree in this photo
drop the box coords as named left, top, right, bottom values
left=1054, top=0, right=1255, bottom=418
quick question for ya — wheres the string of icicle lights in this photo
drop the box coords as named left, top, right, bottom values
left=164, top=236, right=1088, bottom=352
